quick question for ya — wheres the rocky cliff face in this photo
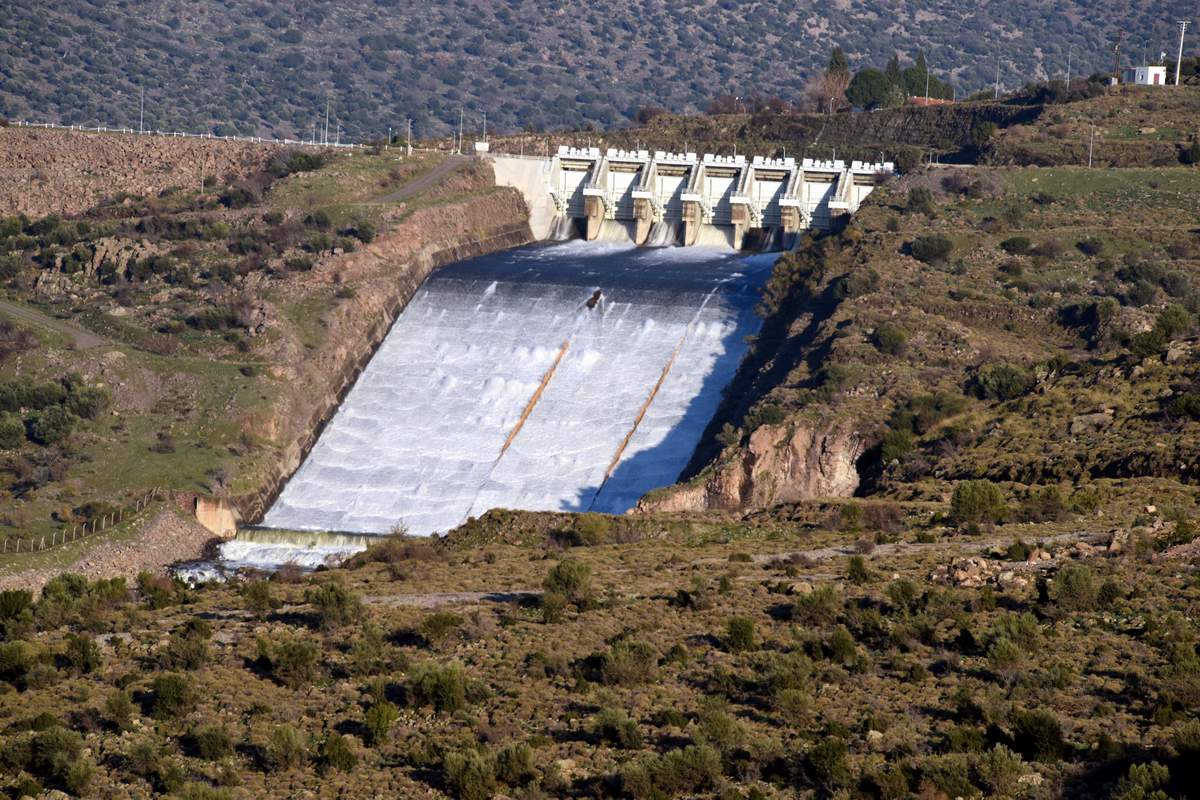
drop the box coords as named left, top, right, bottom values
left=0, top=127, right=273, bottom=217
left=638, top=422, right=864, bottom=513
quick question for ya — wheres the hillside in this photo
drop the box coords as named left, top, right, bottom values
left=0, top=129, right=532, bottom=585
left=0, top=0, right=1196, bottom=138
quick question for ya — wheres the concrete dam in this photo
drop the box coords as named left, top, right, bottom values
left=492, top=147, right=894, bottom=250
left=197, top=148, right=888, bottom=571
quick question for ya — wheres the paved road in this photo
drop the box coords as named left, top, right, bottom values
left=0, top=300, right=106, bottom=348
left=374, top=154, right=470, bottom=204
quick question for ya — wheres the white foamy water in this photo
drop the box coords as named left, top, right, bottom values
left=258, top=241, right=775, bottom=541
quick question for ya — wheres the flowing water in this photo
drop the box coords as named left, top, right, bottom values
left=205, top=241, right=776, bottom=572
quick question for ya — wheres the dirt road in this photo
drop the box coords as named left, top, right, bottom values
left=0, top=300, right=106, bottom=348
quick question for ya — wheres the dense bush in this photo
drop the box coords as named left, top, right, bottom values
left=910, top=235, right=954, bottom=264
left=950, top=480, right=1006, bottom=525
left=1000, top=236, right=1031, bottom=255
left=149, top=673, right=197, bottom=719
left=592, top=707, right=643, bottom=749
left=25, top=405, right=76, bottom=446
left=618, top=744, right=721, bottom=799
left=305, top=581, right=364, bottom=630
left=0, top=412, right=26, bottom=448
left=725, top=616, right=756, bottom=653
left=319, top=734, right=358, bottom=772
left=543, top=558, right=592, bottom=610
left=408, top=661, right=467, bottom=713
left=599, top=639, right=658, bottom=685
left=1009, top=708, right=1067, bottom=762
left=190, top=724, right=234, bottom=761
left=971, top=362, right=1031, bottom=401
left=266, top=725, right=307, bottom=772
left=1051, top=564, right=1098, bottom=612
left=255, top=634, right=321, bottom=688
left=443, top=748, right=497, bottom=800
left=906, top=187, right=934, bottom=215
left=419, top=611, right=463, bottom=644
left=363, top=700, right=398, bottom=746
left=871, top=323, right=907, bottom=355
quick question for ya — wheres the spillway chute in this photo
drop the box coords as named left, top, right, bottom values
left=260, top=242, right=777, bottom=542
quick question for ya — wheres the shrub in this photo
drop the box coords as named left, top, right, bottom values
left=1077, top=237, right=1106, bottom=256
left=543, top=558, right=592, bottom=606
left=30, top=726, right=92, bottom=793
left=319, top=734, right=358, bottom=772
left=105, top=689, right=135, bottom=731
left=1051, top=564, right=1098, bottom=612
left=792, top=584, right=841, bottom=625
left=906, top=187, right=934, bottom=215
left=593, top=707, right=643, bottom=749
left=419, top=611, right=463, bottom=645
left=871, top=323, right=908, bottom=355
left=540, top=591, right=568, bottom=623
left=444, top=748, right=497, bottom=800
left=0, top=412, right=25, bottom=448
left=150, top=673, right=196, bottom=719
left=495, top=742, right=536, bottom=787
left=256, top=634, right=320, bottom=688
left=879, top=428, right=914, bottom=463
left=63, top=633, right=102, bottom=674
left=156, top=620, right=211, bottom=670
left=408, top=661, right=467, bottom=714
left=1000, top=236, right=1032, bottom=255
left=910, top=235, right=954, bottom=264
left=846, top=555, right=872, bottom=584
left=619, top=744, right=721, bottom=799
left=191, top=724, right=234, bottom=761
left=305, top=581, right=364, bottom=630
left=1010, top=708, right=1067, bottom=762
left=240, top=580, right=278, bottom=618
left=725, top=617, right=756, bottom=653
left=266, top=724, right=307, bottom=772
left=695, top=702, right=744, bottom=753
left=600, top=639, right=658, bottom=685
left=25, top=406, right=75, bottom=446
left=363, top=700, right=398, bottom=747
left=950, top=480, right=1006, bottom=525
left=806, top=736, right=851, bottom=791
left=987, top=637, right=1024, bottom=680
left=978, top=744, right=1025, bottom=796
left=972, top=362, right=1031, bottom=401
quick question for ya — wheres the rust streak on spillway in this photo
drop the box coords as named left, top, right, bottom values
left=495, top=338, right=571, bottom=460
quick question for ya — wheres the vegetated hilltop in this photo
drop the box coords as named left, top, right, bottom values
left=648, top=90, right=1200, bottom=522
left=0, top=129, right=530, bottom=586
left=1, top=0, right=1195, bottom=138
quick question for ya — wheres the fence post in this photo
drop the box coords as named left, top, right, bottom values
left=39, top=536, right=44, bottom=550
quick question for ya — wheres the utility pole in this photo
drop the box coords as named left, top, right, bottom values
left=406, top=118, right=412, bottom=156
left=139, top=84, right=144, bottom=133
left=1113, top=32, right=1124, bottom=86
left=482, top=111, right=487, bottom=143
left=457, top=107, right=464, bottom=154
left=994, top=55, right=1001, bottom=100
left=324, top=97, right=330, bottom=145
left=1088, top=125, right=1095, bottom=168
left=924, top=49, right=931, bottom=106
left=1066, top=47, right=1072, bottom=86
left=387, top=126, right=391, bottom=149
left=1177, top=21, right=1190, bottom=87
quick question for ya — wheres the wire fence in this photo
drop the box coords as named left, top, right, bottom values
left=1, top=487, right=163, bottom=555
left=7, top=120, right=365, bottom=150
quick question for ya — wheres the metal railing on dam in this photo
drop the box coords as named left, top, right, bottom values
left=489, top=145, right=894, bottom=249
left=7, top=120, right=365, bottom=150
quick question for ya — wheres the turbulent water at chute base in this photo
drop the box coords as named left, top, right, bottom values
left=177, top=238, right=779, bottom=579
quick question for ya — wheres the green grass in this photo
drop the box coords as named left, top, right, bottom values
left=0, top=500, right=163, bottom=573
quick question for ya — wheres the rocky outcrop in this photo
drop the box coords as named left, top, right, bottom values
left=0, top=127, right=274, bottom=218
left=638, top=422, right=863, bottom=513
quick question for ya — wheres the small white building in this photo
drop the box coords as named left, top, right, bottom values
left=1124, top=65, right=1168, bottom=86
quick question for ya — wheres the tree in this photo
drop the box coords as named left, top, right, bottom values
left=828, top=46, right=850, bottom=76
left=846, top=68, right=893, bottom=109
left=806, top=69, right=851, bottom=114
left=886, top=53, right=903, bottom=85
